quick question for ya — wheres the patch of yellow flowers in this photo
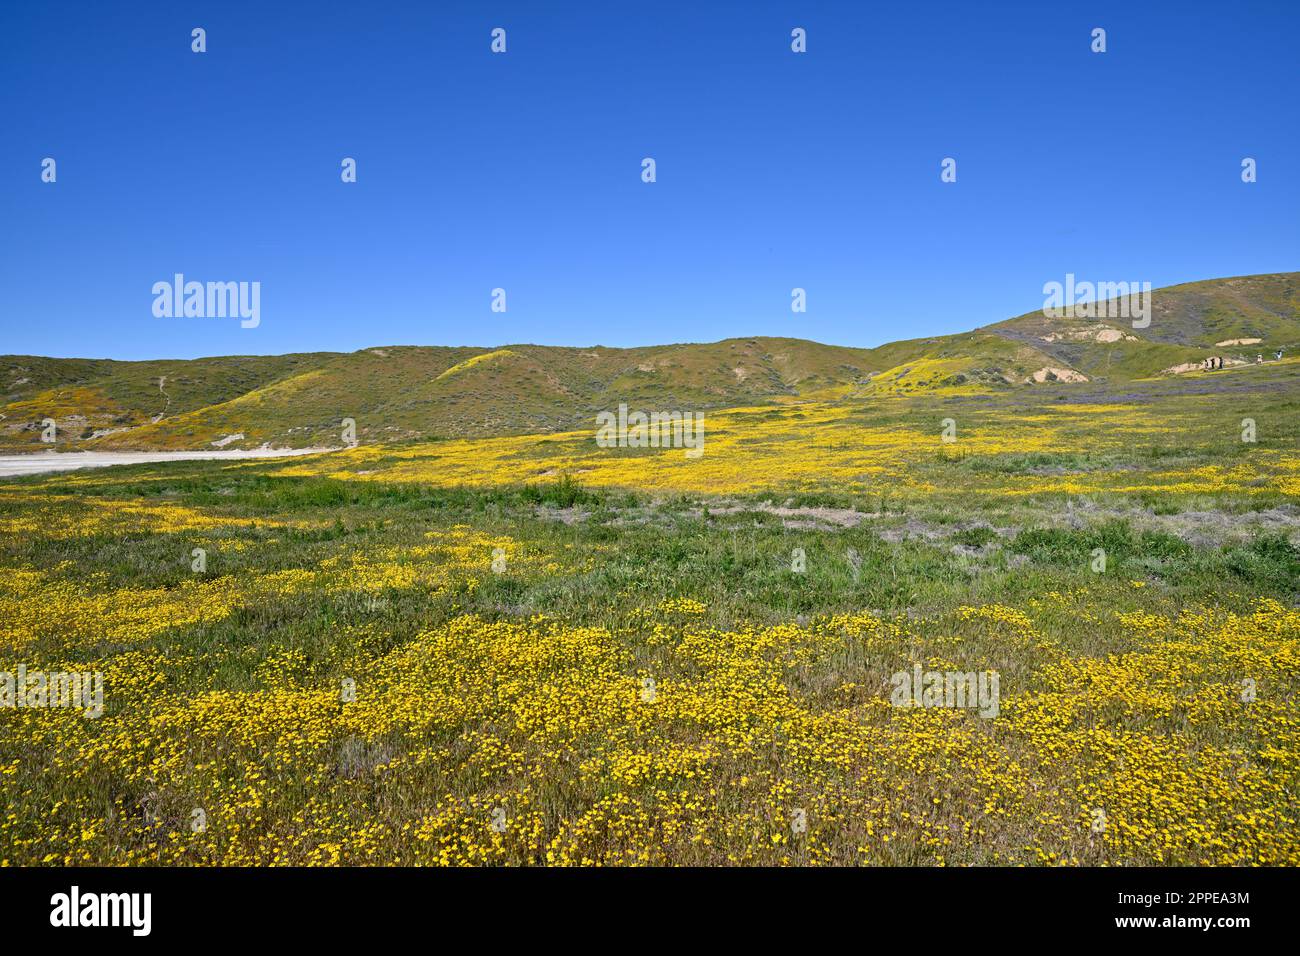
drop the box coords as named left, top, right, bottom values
left=3, top=556, right=1295, bottom=865
left=266, top=397, right=1300, bottom=500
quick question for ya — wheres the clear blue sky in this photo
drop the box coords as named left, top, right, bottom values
left=3, top=0, right=1297, bottom=360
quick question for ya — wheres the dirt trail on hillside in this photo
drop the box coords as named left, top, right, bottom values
left=0, top=448, right=336, bottom=478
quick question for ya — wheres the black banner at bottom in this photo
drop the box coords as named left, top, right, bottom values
left=0, top=865, right=1281, bottom=942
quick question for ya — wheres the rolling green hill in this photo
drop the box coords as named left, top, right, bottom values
left=3, top=272, right=1296, bottom=452
left=985, top=272, right=1300, bottom=381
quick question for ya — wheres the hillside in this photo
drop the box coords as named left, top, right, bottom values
left=3, top=272, right=1296, bottom=452
left=1, top=339, right=885, bottom=451
left=986, top=272, right=1300, bottom=380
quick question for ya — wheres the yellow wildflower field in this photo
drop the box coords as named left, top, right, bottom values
left=1, top=380, right=1297, bottom=867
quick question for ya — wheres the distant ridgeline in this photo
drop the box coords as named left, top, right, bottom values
left=2, top=272, right=1296, bottom=452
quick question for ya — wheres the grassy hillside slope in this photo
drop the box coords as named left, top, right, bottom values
left=3, top=272, right=1295, bottom=452
left=986, top=272, right=1300, bottom=380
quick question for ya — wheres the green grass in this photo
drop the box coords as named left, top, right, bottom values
left=6, top=272, right=1296, bottom=454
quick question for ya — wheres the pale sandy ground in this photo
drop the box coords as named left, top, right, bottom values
left=0, top=448, right=336, bottom=478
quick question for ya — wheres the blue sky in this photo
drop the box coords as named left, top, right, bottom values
left=2, top=0, right=1297, bottom=360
